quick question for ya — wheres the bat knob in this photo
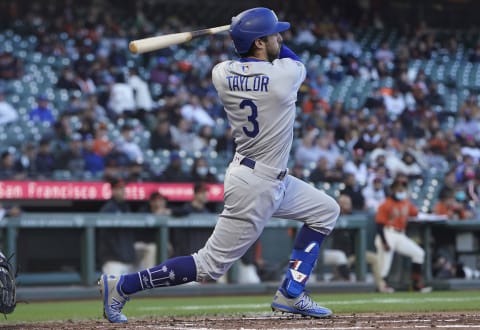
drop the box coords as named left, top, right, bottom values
left=129, top=42, right=139, bottom=54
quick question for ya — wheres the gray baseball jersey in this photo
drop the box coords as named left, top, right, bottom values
left=192, top=55, right=339, bottom=281
left=212, top=58, right=305, bottom=169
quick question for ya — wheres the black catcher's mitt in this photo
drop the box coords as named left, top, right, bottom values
left=0, top=255, right=16, bottom=315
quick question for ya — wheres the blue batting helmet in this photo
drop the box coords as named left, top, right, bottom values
left=230, top=7, right=290, bottom=54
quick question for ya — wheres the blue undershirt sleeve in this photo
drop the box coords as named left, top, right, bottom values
left=279, top=45, right=301, bottom=62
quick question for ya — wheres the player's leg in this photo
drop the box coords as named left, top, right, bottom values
left=394, top=234, right=425, bottom=264
left=394, top=234, right=431, bottom=292
left=375, top=233, right=396, bottom=277
left=99, top=255, right=197, bottom=323
left=100, top=164, right=280, bottom=323
left=271, top=175, right=339, bottom=317
left=274, top=175, right=339, bottom=235
left=374, top=234, right=395, bottom=289
left=194, top=164, right=282, bottom=281
left=366, top=250, right=394, bottom=293
left=103, top=213, right=265, bottom=323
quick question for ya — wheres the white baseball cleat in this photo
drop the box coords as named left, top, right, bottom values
left=99, top=274, right=130, bottom=323
left=417, top=286, right=433, bottom=293
left=378, top=282, right=395, bottom=293
left=271, top=288, right=332, bottom=318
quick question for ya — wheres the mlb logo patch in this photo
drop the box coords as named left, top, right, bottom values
left=241, top=64, right=250, bottom=73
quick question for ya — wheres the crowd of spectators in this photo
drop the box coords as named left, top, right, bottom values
left=1, top=1, right=480, bottom=288
left=0, top=0, right=479, bottom=219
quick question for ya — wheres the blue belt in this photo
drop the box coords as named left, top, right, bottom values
left=240, top=157, right=287, bottom=180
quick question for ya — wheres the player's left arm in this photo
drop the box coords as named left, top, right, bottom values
left=279, top=44, right=301, bottom=62
left=276, top=45, right=306, bottom=90
left=408, top=201, right=419, bottom=217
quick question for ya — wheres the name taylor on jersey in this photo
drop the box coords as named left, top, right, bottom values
left=226, top=75, right=269, bottom=92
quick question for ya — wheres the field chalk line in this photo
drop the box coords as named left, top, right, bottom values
left=139, top=296, right=480, bottom=312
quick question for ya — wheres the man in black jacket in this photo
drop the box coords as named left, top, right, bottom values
left=97, top=178, right=136, bottom=275
left=170, top=182, right=214, bottom=257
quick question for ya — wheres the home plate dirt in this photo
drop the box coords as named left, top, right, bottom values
left=4, top=312, right=480, bottom=329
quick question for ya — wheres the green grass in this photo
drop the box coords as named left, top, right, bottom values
left=6, top=290, right=480, bottom=323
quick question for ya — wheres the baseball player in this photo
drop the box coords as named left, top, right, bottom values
left=99, top=7, right=339, bottom=323
left=375, top=176, right=432, bottom=292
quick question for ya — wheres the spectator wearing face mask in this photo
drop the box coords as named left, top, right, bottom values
left=454, top=188, right=476, bottom=218
left=158, top=152, right=190, bottom=183
left=190, top=156, right=218, bottom=184
left=433, top=187, right=473, bottom=220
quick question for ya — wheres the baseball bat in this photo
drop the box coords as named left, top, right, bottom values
left=129, top=24, right=230, bottom=54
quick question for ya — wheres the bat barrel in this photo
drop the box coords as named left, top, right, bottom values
left=129, top=25, right=230, bottom=54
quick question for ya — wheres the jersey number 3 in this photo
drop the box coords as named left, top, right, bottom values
left=240, top=99, right=259, bottom=138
